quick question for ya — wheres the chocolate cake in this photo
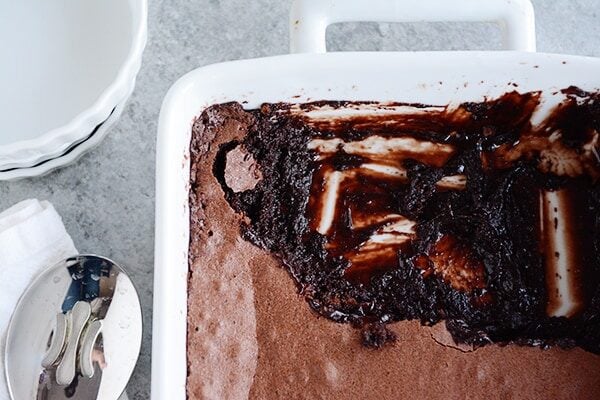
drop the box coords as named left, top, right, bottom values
left=188, top=89, right=600, bottom=399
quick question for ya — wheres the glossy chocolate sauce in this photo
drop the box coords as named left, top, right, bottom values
left=215, top=88, right=600, bottom=352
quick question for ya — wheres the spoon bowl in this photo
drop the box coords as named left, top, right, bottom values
left=4, top=255, right=142, bottom=400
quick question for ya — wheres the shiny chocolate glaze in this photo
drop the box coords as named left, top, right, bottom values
left=215, top=89, right=600, bottom=352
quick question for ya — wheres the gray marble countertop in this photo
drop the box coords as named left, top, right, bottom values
left=1, top=1, right=599, bottom=398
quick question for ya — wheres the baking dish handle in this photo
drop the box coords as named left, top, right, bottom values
left=290, top=0, right=536, bottom=53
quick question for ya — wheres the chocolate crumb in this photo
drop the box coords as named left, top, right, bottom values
left=361, top=323, right=398, bottom=349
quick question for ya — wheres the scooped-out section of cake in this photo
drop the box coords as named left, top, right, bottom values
left=212, top=88, right=600, bottom=353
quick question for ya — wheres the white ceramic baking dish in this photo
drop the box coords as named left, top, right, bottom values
left=0, top=0, right=147, bottom=172
left=153, top=0, right=600, bottom=398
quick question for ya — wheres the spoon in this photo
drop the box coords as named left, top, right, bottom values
left=4, top=255, right=142, bottom=400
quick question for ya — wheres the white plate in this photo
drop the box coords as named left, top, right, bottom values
left=153, top=1, right=600, bottom=399
left=0, top=0, right=147, bottom=170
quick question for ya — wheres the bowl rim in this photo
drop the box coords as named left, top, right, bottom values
left=0, top=78, right=133, bottom=181
left=0, top=0, right=148, bottom=168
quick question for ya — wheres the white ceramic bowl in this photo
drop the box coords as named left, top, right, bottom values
left=0, top=0, right=147, bottom=171
left=0, top=87, right=130, bottom=181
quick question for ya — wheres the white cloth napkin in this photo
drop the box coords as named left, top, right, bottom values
left=0, top=199, right=77, bottom=399
left=0, top=199, right=128, bottom=400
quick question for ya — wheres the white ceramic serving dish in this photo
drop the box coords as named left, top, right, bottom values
left=0, top=79, right=134, bottom=181
left=0, top=0, right=147, bottom=171
left=153, top=0, right=600, bottom=398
